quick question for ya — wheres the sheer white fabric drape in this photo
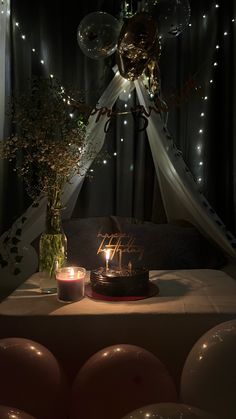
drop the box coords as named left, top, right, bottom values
left=135, top=79, right=236, bottom=258
left=0, top=73, right=130, bottom=244
left=1, top=67, right=235, bottom=286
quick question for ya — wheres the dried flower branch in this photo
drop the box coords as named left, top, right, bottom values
left=0, top=77, right=107, bottom=278
left=0, top=77, right=93, bottom=204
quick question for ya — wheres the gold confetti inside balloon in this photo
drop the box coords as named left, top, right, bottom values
left=116, top=12, right=160, bottom=81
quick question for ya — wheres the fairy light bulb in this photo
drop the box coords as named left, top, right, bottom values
left=10, top=2, right=235, bottom=170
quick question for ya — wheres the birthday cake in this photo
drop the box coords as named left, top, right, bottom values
left=90, top=267, right=149, bottom=297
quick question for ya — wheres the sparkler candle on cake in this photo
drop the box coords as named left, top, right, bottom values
left=90, top=233, right=149, bottom=297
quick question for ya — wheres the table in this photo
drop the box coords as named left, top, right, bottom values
left=0, top=269, right=236, bottom=388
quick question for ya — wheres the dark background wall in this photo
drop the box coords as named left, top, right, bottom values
left=1, top=0, right=236, bottom=236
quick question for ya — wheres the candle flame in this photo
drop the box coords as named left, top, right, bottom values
left=70, top=268, right=75, bottom=277
left=105, top=249, right=111, bottom=272
left=105, top=249, right=111, bottom=261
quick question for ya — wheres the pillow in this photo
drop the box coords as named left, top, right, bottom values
left=33, top=216, right=227, bottom=271
left=63, top=216, right=118, bottom=270
left=110, top=217, right=227, bottom=270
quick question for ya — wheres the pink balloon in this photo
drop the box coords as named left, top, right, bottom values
left=121, top=403, right=218, bottom=418
left=0, top=338, right=68, bottom=419
left=0, top=405, right=36, bottom=419
left=181, top=319, right=236, bottom=419
left=70, top=344, right=177, bottom=419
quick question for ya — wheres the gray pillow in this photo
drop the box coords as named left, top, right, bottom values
left=113, top=217, right=226, bottom=270
left=63, top=216, right=226, bottom=270
left=63, top=216, right=118, bottom=270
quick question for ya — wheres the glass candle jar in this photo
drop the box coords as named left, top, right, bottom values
left=56, top=267, right=86, bottom=303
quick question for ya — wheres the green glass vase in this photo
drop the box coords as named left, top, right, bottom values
left=39, top=202, right=67, bottom=293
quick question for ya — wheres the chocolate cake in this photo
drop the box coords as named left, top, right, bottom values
left=90, top=267, right=149, bottom=297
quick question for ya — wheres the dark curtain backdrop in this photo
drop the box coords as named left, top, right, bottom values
left=2, top=0, right=236, bottom=235
left=160, top=0, right=236, bottom=234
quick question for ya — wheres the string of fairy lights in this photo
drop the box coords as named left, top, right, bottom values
left=0, top=0, right=235, bottom=180
left=0, top=0, right=9, bottom=15
left=117, top=2, right=235, bottom=185
left=187, top=2, right=235, bottom=186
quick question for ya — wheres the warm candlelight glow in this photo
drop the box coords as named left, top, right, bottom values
left=56, top=267, right=86, bottom=303
left=56, top=267, right=85, bottom=281
left=105, top=248, right=111, bottom=271
left=105, top=249, right=111, bottom=261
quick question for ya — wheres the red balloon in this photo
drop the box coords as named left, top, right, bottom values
left=70, top=344, right=177, bottom=419
left=0, top=405, right=36, bottom=419
left=0, top=338, right=68, bottom=419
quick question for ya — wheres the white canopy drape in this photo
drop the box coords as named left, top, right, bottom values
left=135, top=79, right=236, bottom=258
left=15, top=73, right=130, bottom=244
left=0, top=73, right=131, bottom=284
left=1, top=65, right=235, bottom=285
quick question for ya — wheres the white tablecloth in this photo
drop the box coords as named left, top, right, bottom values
left=0, top=269, right=236, bottom=387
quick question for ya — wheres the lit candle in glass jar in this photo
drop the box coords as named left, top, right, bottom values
left=56, top=266, right=86, bottom=303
